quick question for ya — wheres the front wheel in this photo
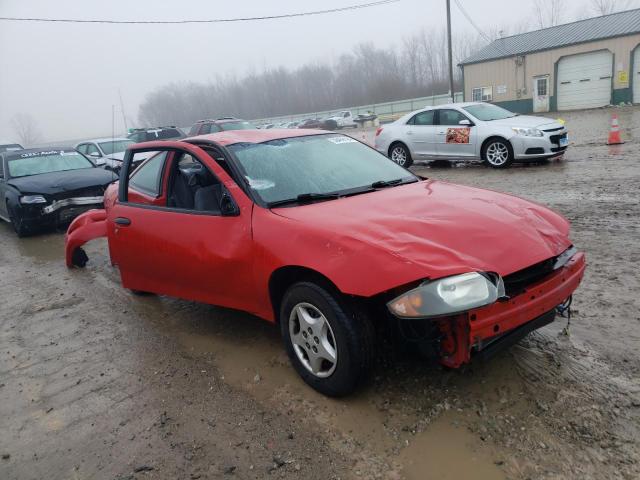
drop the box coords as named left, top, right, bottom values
left=280, top=282, right=374, bottom=397
left=8, top=203, right=29, bottom=237
left=389, top=143, right=413, bottom=168
left=482, top=139, right=513, bottom=168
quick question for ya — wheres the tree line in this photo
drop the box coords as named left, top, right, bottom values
left=138, top=28, right=482, bottom=126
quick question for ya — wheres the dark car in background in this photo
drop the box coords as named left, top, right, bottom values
left=297, top=118, right=337, bottom=130
left=127, top=126, right=185, bottom=143
left=188, top=117, right=256, bottom=136
left=0, top=142, right=24, bottom=153
left=0, top=148, right=115, bottom=236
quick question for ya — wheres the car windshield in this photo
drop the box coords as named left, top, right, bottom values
left=8, top=150, right=94, bottom=178
left=229, top=134, right=417, bottom=205
left=99, top=139, right=134, bottom=155
left=463, top=103, right=517, bottom=121
left=220, top=121, right=255, bottom=131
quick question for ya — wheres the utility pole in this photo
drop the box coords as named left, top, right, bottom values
left=118, top=88, right=129, bottom=133
left=446, top=0, right=455, bottom=103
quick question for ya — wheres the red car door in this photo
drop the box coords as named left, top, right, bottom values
left=107, top=141, right=258, bottom=315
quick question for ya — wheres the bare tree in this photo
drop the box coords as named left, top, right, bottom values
left=532, top=0, right=566, bottom=28
left=10, top=113, right=42, bottom=146
left=590, top=0, right=637, bottom=15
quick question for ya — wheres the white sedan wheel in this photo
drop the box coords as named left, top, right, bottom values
left=391, top=145, right=409, bottom=166
left=485, top=141, right=510, bottom=167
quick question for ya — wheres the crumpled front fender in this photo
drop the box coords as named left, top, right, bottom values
left=65, top=209, right=108, bottom=268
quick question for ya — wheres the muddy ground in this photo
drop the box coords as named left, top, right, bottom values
left=1, top=107, right=639, bottom=480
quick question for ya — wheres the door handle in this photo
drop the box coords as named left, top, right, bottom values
left=114, top=217, right=131, bottom=226
left=406, top=131, right=413, bottom=135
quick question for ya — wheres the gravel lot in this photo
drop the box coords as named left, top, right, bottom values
left=1, top=107, right=639, bottom=480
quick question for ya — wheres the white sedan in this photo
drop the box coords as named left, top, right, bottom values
left=374, top=102, right=568, bottom=168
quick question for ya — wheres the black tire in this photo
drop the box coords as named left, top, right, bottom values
left=7, top=202, right=29, bottom=237
left=389, top=142, right=413, bottom=168
left=71, top=247, right=89, bottom=268
left=279, top=282, right=375, bottom=397
left=482, top=138, right=513, bottom=168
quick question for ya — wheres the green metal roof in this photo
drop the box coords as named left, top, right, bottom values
left=460, top=8, right=640, bottom=66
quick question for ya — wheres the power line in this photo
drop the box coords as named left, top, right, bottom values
left=453, top=0, right=512, bottom=57
left=0, top=0, right=400, bottom=24
left=453, top=0, right=494, bottom=44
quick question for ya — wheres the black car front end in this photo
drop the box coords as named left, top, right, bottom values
left=12, top=185, right=107, bottom=233
left=2, top=148, right=118, bottom=236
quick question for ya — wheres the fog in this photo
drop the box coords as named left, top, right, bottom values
left=0, top=0, right=627, bottom=143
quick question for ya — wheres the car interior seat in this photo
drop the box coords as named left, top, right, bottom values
left=169, top=169, right=195, bottom=210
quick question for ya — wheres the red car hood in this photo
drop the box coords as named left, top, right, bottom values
left=272, top=180, right=571, bottom=280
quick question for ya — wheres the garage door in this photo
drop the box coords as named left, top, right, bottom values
left=557, top=51, right=613, bottom=110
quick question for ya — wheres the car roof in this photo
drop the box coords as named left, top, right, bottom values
left=77, top=137, right=131, bottom=144
left=130, top=127, right=182, bottom=132
left=185, top=128, right=330, bottom=147
left=194, top=118, right=246, bottom=124
left=423, top=102, right=482, bottom=110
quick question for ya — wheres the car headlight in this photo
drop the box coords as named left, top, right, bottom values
left=512, top=127, right=543, bottom=137
left=20, top=195, right=47, bottom=204
left=387, top=272, right=505, bottom=319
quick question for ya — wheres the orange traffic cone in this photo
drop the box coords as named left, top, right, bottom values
left=607, top=114, right=624, bottom=145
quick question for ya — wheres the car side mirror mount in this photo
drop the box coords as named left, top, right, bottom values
left=90, top=152, right=101, bottom=157
left=459, top=119, right=473, bottom=126
left=220, top=192, right=240, bottom=216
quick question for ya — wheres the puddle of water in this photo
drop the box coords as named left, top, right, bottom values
left=8, top=230, right=66, bottom=264
left=142, top=301, right=507, bottom=478
left=399, top=414, right=505, bottom=480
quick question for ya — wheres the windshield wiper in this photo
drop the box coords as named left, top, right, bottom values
left=371, top=177, right=420, bottom=189
left=371, top=178, right=403, bottom=188
left=268, top=192, right=340, bottom=208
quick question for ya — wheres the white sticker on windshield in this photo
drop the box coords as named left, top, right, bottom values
left=246, top=177, right=275, bottom=190
left=327, top=136, right=357, bottom=144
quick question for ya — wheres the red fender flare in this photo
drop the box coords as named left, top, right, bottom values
left=65, top=209, right=108, bottom=267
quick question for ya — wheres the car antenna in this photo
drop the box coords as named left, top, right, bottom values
left=111, top=104, right=117, bottom=182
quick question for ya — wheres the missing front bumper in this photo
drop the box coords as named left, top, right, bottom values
left=472, top=309, right=556, bottom=362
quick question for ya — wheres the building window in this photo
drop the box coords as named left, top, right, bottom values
left=472, top=86, right=493, bottom=102
left=536, top=78, right=548, bottom=96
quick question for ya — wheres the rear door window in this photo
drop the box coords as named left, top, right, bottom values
left=409, top=111, right=435, bottom=126
left=157, top=129, right=182, bottom=140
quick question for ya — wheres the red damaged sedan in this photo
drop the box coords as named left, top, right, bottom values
left=65, top=129, right=585, bottom=396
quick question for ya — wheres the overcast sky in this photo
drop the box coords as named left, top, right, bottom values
left=0, top=0, right=623, bottom=142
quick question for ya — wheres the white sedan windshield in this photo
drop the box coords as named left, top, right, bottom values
left=463, top=104, right=517, bottom=121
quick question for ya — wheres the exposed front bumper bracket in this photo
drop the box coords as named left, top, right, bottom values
left=42, top=196, right=104, bottom=214
left=474, top=309, right=556, bottom=363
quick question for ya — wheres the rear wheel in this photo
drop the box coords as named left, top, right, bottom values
left=482, top=138, right=513, bottom=168
left=389, top=143, right=413, bottom=168
left=280, top=282, right=374, bottom=397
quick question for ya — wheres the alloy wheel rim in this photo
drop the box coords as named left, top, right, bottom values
left=289, top=302, right=338, bottom=378
left=486, top=142, right=509, bottom=165
left=391, top=147, right=407, bottom=166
